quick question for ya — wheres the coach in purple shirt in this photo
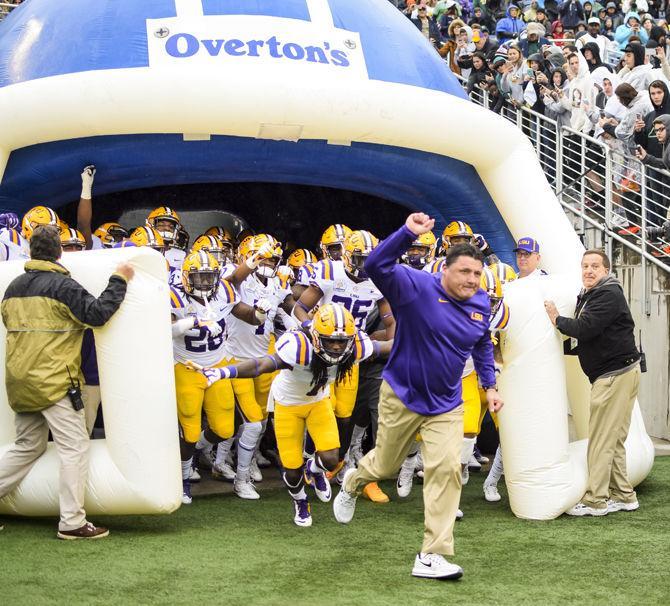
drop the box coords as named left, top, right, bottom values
left=333, top=213, right=503, bottom=581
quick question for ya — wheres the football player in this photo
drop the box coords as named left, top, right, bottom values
left=482, top=262, right=517, bottom=503
left=215, top=234, right=297, bottom=499
left=293, top=230, right=395, bottom=499
left=424, top=221, right=498, bottom=273
left=129, top=226, right=166, bottom=253
left=292, top=225, right=350, bottom=299
left=21, top=205, right=60, bottom=241
left=60, top=227, right=87, bottom=252
left=94, top=223, right=130, bottom=249
left=146, top=207, right=184, bottom=270
left=192, top=303, right=392, bottom=527
left=171, top=249, right=271, bottom=504
left=287, top=248, right=318, bottom=291
left=0, top=226, right=30, bottom=261
left=400, top=232, right=437, bottom=270
left=204, top=226, right=236, bottom=264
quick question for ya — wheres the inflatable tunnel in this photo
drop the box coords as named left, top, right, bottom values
left=0, top=0, right=654, bottom=519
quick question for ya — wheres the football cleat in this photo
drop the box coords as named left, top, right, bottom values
left=182, top=479, right=193, bottom=505
left=304, top=465, right=332, bottom=503
left=293, top=498, right=312, bottom=527
left=333, top=468, right=358, bottom=524
left=212, top=462, right=236, bottom=482
left=362, top=482, right=389, bottom=503
left=473, top=446, right=489, bottom=464
left=483, top=484, right=501, bottom=503
left=250, top=457, right=263, bottom=483
left=234, top=475, right=260, bottom=500
left=461, top=466, right=469, bottom=486
left=188, top=466, right=201, bottom=483
left=412, top=553, right=463, bottom=580
left=468, top=453, right=481, bottom=471
left=255, top=451, right=272, bottom=468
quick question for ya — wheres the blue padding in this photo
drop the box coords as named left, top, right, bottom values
left=201, top=0, right=310, bottom=19
left=0, top=0, right=464, bottom=97
left=0, top=135, right=514, bottom=263
left=328, top=0, right=467, bottom=96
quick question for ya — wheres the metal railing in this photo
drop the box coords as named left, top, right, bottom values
left=0, top=1, right=20, bottom=19
left=456, top=74, right=670, bottom=278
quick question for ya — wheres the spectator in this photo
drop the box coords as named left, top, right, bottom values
left=619, top=42, right=654, bottom=90
left=500, top=44, right=527, bottom=106
left=603, top=16, right=617, bottom=39
left=582, top=1, right=598, bottom=22
left=438, top=18, right=466, bottom=73
left=412, top=5, right=442, bottom=44
left=523, top=0, right=542, bottom=22
left=520, top=22, right=550, bottom=56
left=0, top=225, right=133, bottom=539
left=581, top=41, right=613, bottom=79
left=470, top=6, right=496, bottom=32
left=563, top=51, right=595, bottom=134
left=614, top=12, right=649, bottom=49
left=438, top=1, right=461, bottom=38
left=496, top=5, right=527, bottom=43
left=576, top=16, right=617, bottom=59
left=545, top=250, right=641, bottom=517
left=455, top=25, right=477, bottom=78
left=634, top=80, right=670, bottom=157
left=551, top=19, right=568, bottom=45
left=612, top=82, right=653, bottom=152
left=467, top=51, right=493, bottom=93
left=535, top=7, right=551, bottom=28
left=605, top=1, right=624, bottom=28
left=514, top=237, right=545, bottom=277
left=540, top=67, right=571, bottom=128
left=473, top=27, right=499, bottom=60
left=559, top=0, right=585, bottom=29
left=524, top=53, right=552, bottom=112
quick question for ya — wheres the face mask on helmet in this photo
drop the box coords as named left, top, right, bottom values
left=186, top=269, right=220, bottom=299
left=347, top=252, right=369, bottom=279
left=326, top=243, right=344, bottom=261
left=314, top=334, right=355, bottom=365
left=153, top=219, right=179, bottom=246
left=402, top=245, right=431, bottom=269
left=256, top=257, right=280, bottom=279
left=489, top=296, right=503, bottom=317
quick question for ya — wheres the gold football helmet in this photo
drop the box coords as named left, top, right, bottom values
left=401, top=232, right=437, bottom=269
left=343, top=230, right=378, bottom=279
left=442, top=221, right=474, bottom=251
left=310, top=303, right=357, bottom=364
left=129, top=226, right=165, bottom=252
left=320, top=224, right=352, bottom=260
left=181, top=250, right=221, bottom=299
left=60, top=227, right=86, bottom=252
left=146, top=206, right=181, bottom=246
left=94, top=222, right=129, bottom=248
left=237, top=234, right=283, bottom=279
left=21, top=206, right=60, bottom=240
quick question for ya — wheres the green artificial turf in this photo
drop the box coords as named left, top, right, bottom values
left=1, top=458, right=668, bottom=606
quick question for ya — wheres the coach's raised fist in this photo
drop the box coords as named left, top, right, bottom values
left=406, top=213, right=435, bottom=236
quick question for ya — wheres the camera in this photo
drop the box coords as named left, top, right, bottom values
left=646, top=219, right=670, bottom=241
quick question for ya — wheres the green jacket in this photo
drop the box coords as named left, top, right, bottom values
left=1, top=260, right=128, bottom=413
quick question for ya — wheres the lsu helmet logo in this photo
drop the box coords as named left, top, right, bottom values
left=471, top=312, right=484, bottom=322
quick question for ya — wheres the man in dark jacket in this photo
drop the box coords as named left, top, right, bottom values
left=544, top=250, right=641, bottom=517
left=559, top=0, right=585, bottom=29
left=0, top=225, right=133, bottom=539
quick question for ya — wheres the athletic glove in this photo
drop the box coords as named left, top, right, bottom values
left=0, top=212, right=20, bottom=229
left=245, top=242, right=275, bottom=270
left=254, top=297, right=272, bottom=323
left=195, top=317, right=223, bottom=338
left=81, top=165, right=96, bottom=199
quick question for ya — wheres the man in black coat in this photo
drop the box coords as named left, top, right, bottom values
left=544, top=250, right=641, bottom=517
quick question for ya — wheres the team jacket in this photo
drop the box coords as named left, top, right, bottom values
left=1, top=260, right=128, bottom=412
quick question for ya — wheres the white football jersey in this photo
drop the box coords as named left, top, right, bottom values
left=0, top=229, right=29, bottom=261
left=223, top=272, right=292, bottom=359
left=423, top=257, right=445, bottom=274
left=271, top=329, right=375, bottom=406
left=90, top=234, right=105, bottom=250
left=462, top=300, right=510, bottom=378
left=296, top=262, right=318, bottom=287
left=170, top=280, right=238, bottom=367
left=165, top=247, right=186, bottom=270
left=309, top=259, right=383, bottom=331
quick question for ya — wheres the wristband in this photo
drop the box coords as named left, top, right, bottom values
left=254, top=308, right=267, bottom=322
left=300, top=320, right=311, bottom=330
left=295, top=300, right=311, bottom=314
left=483, top=385, right=497, bottom=391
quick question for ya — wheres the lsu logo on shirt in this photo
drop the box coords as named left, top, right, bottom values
left=471, top=312, right=484, bottom=322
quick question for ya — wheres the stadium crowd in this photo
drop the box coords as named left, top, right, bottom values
left=392, top=0, right=670, bottom=252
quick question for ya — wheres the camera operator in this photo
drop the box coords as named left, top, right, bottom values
left=0, top=225, right=133, bottom=539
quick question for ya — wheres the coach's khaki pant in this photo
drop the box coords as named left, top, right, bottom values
left=345, top=381, right=463, bottom=556
left=582, top=365, right=640, bottom=509
left=0, top=397, right=90, bottom=531
left=82, top=383, right=101, bottom=434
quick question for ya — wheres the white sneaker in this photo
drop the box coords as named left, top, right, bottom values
left=250, top=457, right=263, bottom=483
left=293, top=498, right=312, bottom=527
left=566, top=502, right=608, bottom=516
left=188, top=466, right=201, bottom=482
left=456, top=508, right=464, bottom=521
left=411, top=553, right=463, bottom=580
left=607, top=499, right=639, bottom=513
left=333, top=468, right=358, bottom=524
left=197, top=446, right=214, bottom=470
left=234, top=474, right=260, bottom=500
left=467, top=454, right=481, bottom=471
left=212, top=462, right=236, bottom=482
left=483, top=483, right=501, bottom=502
left=255, top=451, right=272, bottom=468
left=461, top=466, right=469, bottom=486
left=397, top=456, right=416, bottom=498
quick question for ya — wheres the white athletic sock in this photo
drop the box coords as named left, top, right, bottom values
left=237, top=421, right=263, bottom=473
left=215, top=438, right=234, bottom=467
left=349, top=424, right=366, bottom=450
left=195, top=431, right=216, bottom=451
left=461, top=437, right=477, bottom=466
left=307, top=455, right=328, bottom=476
left=181, top=458, right=193, bottom=480
left=485, top=446, right=504, bottom=487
